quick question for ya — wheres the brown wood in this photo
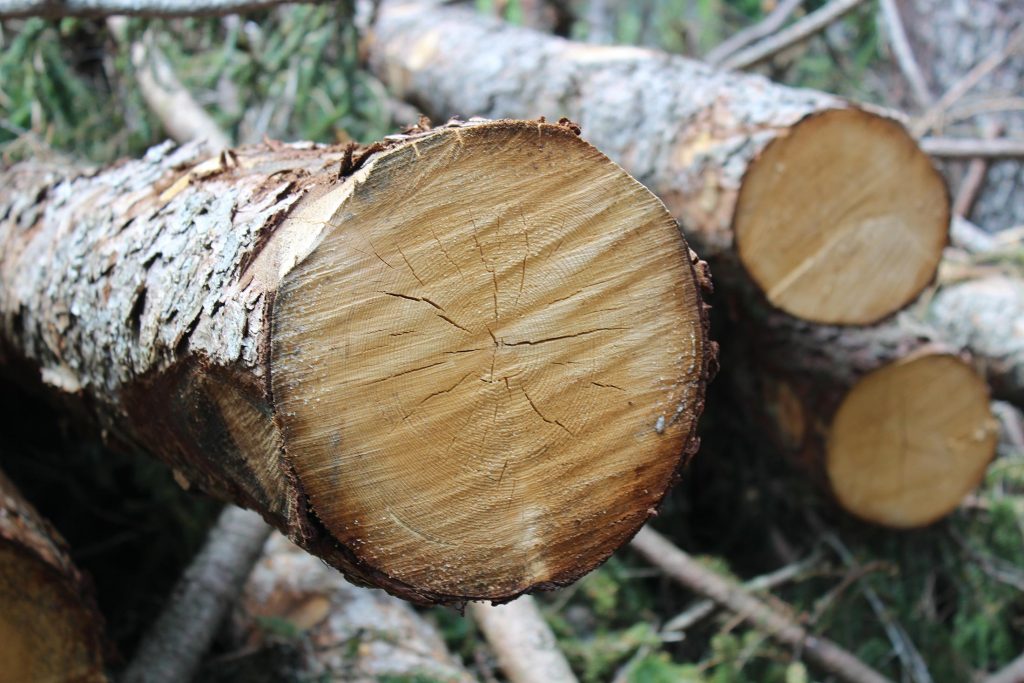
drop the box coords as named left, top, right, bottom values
left=369, top=2, right=949, bottom=325
left=731, top=308, right=998, bottom=527
left=0, top=119, right=714, bottom=604
left=0, top=470, right=107, bottom=683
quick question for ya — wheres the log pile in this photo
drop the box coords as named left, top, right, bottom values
left=0, top=118, right=714, bottom=604
left=366, top=0, right=1005, bottom=528
left=0, top=470, right=107, bottom=683
left=370, top=1, right=949, bottom=326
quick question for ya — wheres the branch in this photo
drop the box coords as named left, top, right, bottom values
left=121, top=506, right=272, bottom=683
left=469, top=596, right=579, bottom=683
left=914, top=26, right=1024, bottom=136
left=919, top=136, right=1024, bottom=159
left=662, top=550, right=821, bottom=634
left=952, top=123, right=1003, bottom=218
left=0, top=0, right=311, bottom=18
left=720, top=0, right=868, bottom=71
left=108, top=18, right=232, bottom=149
left=704, top=0, right=803, bottom=66
left=986, top=652, right=1024, bottom=683
left=877, top=0, right=932, bottom=109
left=630, top=527, right=893, bottom=683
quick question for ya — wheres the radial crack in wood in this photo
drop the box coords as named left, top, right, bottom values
left=271, top=120, right=712, bottom=600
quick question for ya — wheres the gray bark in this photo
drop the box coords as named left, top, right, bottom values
left=233, top=533, right=477, bottom=683
left=896, top=0, right=1024, bottom=231
left=122, top=506, right=271, bottom=683
left=0, top=0, right=316, bottom=18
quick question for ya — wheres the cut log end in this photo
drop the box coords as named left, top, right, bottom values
left=271, top=120, right=711, bottom=602
left=735, top=109, right=949, bottom=325
left=826, top=352, right=998, bottom=528
left=0, top=545, right=104, bottom=683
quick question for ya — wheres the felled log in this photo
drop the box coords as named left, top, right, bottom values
left=231, top=532, right=475, bottom=683
left=925, top=276, right=1024, bottom=406
left=369, top=1, right=949, bottom=325
left=0, top=119, right=714, bottom=604
left=732, top=309, right=998, bottom=527
left=0, top=470, right=107, bottom=683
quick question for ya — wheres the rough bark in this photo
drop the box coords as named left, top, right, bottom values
left=0, top=470, right=107, bottom=683
left=121, top=505, right=271, bottom=683
left=0, top=118, right=714, bottom=605
left=896, top=0, right=1024, bottom=231
left=228, top=532, right=476, bottom=683
left=730, top=306, right=998, bottom=527
left=369, top=1, right=949, bottom=325
left=925, top=275, right=1024, bottom=406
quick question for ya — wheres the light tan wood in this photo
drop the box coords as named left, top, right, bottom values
left=272, top=121, right=711, bottom=600
left=735, top=109, right=948, bottom=325
left=827, top=351, right=997, bottom=527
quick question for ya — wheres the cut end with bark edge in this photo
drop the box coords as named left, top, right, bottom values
left=827, top=351, right=998, bottom=527
left=270, top=120, right=713, bottom=603
left=735, top=108, right=949, bottom=325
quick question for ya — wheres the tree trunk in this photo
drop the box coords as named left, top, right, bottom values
left=896, top=0, right=1024, bottom=232
left=731, top=308, right=998, bottom=527
left=0, top=470, right=107, bottom=683
left=226, top=532, right=476, bottom=683
left=369, top=1, right=950, bottom=326
left=0, top=119, right=714, bottom=605
left=926, top=275, right=1024, bottom=406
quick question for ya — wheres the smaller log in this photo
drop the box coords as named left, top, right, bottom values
left=736, top=312, right=998, bottom=527
left=233, top=532, right=475, bottom=683
left=0, top=470, right=107, bottom=683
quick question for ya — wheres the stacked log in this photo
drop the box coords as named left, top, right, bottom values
left=367, top=2, right=1003, bottom=527
left=369, top=1, right=950, bottom=326
left=0, top=470, right=107, bottom=683
left=0, top=119, right=714, bottom=603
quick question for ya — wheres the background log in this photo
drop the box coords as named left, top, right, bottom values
left=0, top=118, right=713, bottom=605
left=0, top=469, right=107, bottom=683
left=224, top=532, right=476, bottom=683
left=729, top=308, right=998, bottom=528
left=369, top=1, right=949, bottom=326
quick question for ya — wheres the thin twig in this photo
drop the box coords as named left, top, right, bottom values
left=877, top=0, right=931, bottom=108
left=985, top=652, right=1024, bottom=683
left=705, top=0, right=803, bottom=66
left=662, top=550, right=822, bottom=634
left=820, top=533, right=933, bottom=683
left=469, top=596, right=579, bottom=683
left=108, top=19, right=232, bottom=149
left=914, top=26, right=1024, bottom=136
left=920, top=137, right=1024, bottom=159
left=953, top=123, right=1003, bottom=218
left=0, top=0, right=313, bottom=18
left=121, top=506, right=272, bottom=683
left=631, top=527, right=893, bottom=683
left=720, top=0, right=868, bottom=70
